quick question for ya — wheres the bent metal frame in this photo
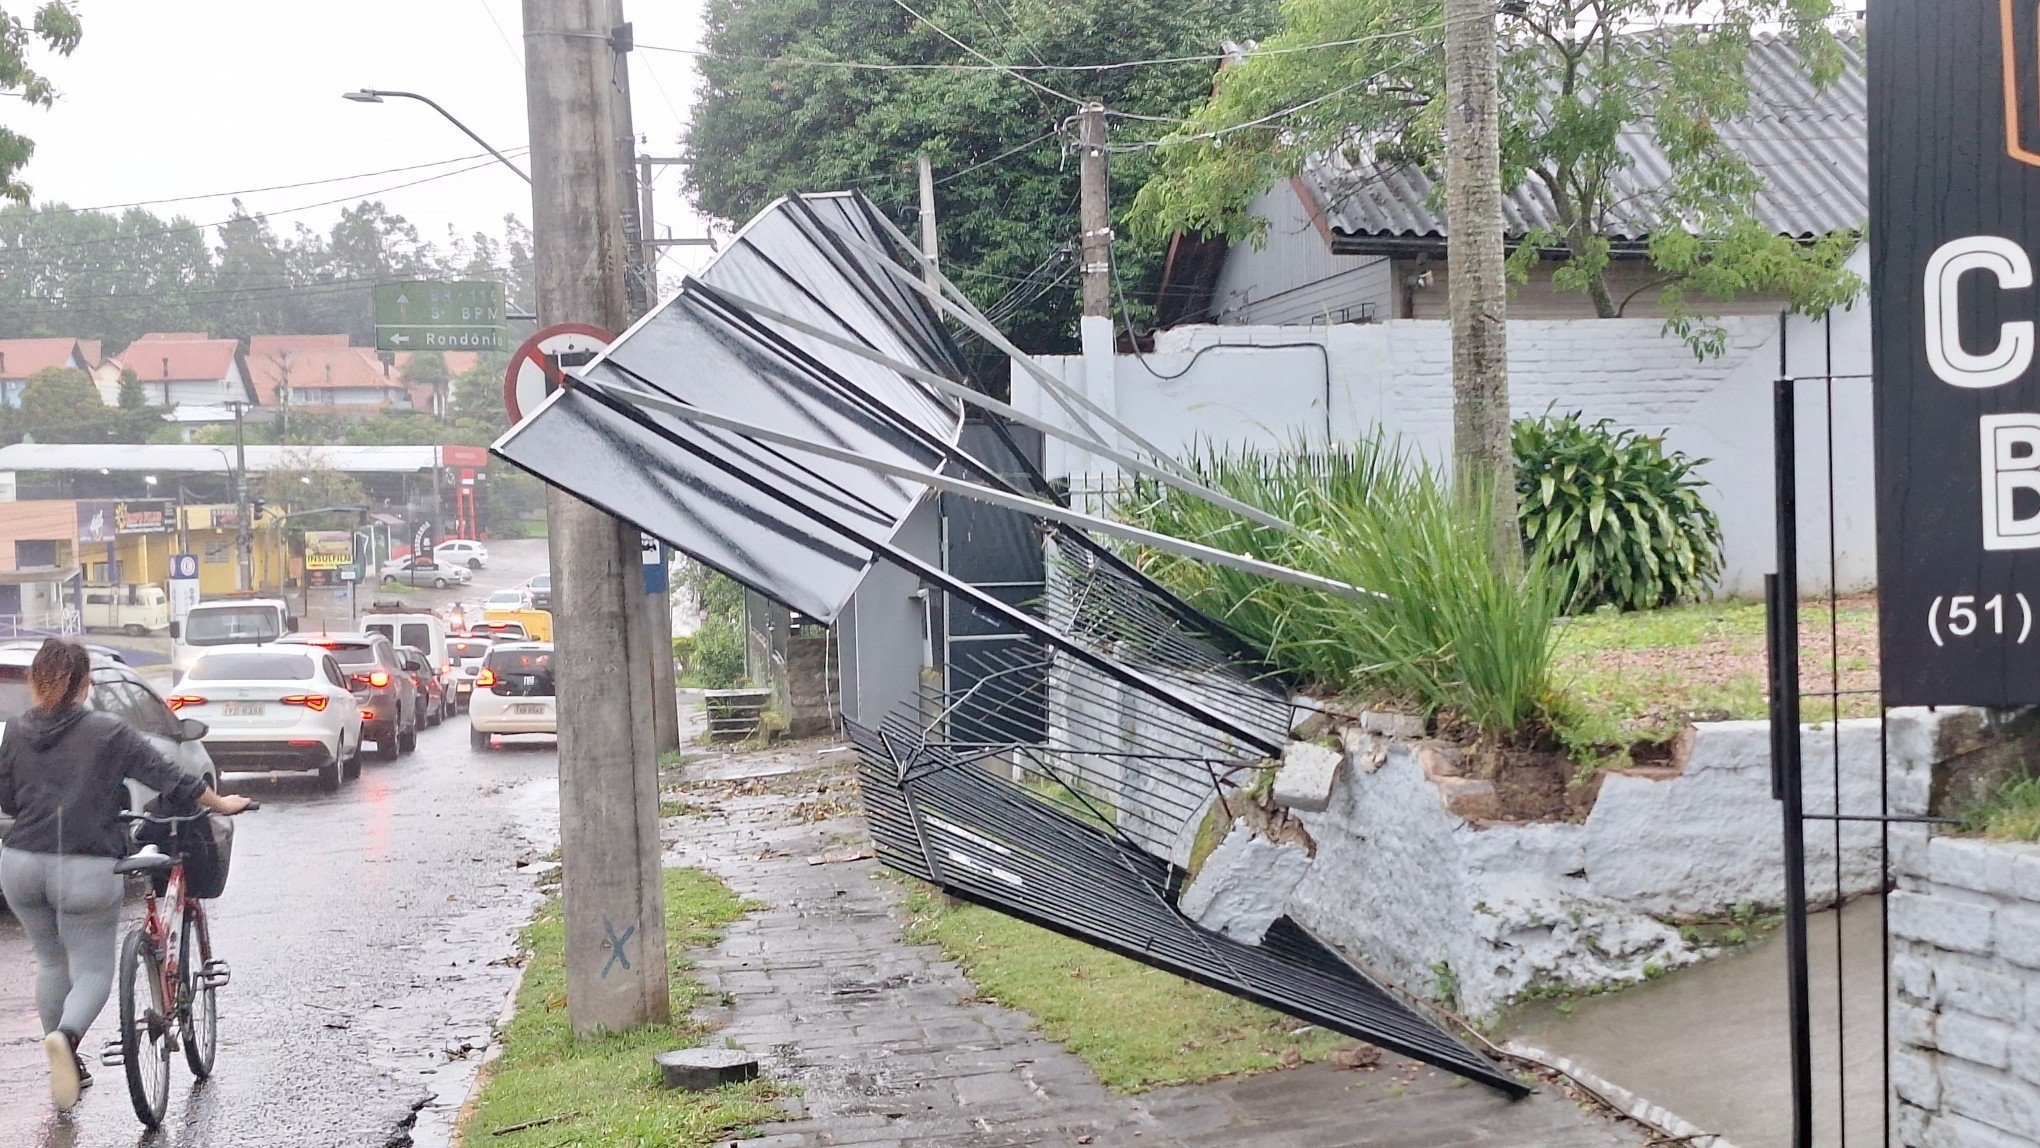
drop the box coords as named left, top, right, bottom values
left=493, top=189, right=1525, bottom=1096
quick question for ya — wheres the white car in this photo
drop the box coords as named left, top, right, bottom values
left=172, top=645, right=364, bottom=793
left=435, top=539, right=489, bottom=570
left=380, top=556, right=473, bottom=589
left=446, top=635, right=493, bottom=712
left=468, top=642, right=555, bottom=750
left=483, top=587, right=531, bottom=612
left=0, top=642, right=216, bottom=846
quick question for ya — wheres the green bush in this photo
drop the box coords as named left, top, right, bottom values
left=1119, top=440, right=1564, bottom=737
left=1514, top=413, right=1723, bottom=613
left=678, top=565, right=747, bottom=689
left=1961, top=774, right=2040, bottom=843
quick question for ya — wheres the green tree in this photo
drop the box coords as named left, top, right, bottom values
left=115, top=365, right=145, bottom=410
left=685, top=0, right=1274, bottom=354
left=1129, top=0, right=1862, bottom=354
left=257, top=451, right=369, bottom=516
left=18, top=363, right=99, bottom=430
left=447, top=352, right=509, bottom=443
left=0, top=2, right=82, bottom=203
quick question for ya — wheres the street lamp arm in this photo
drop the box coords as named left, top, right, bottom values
left=349, top=89, right=531, bottom=185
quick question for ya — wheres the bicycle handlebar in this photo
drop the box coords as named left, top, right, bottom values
left=118, top=801, right=260, bottom=824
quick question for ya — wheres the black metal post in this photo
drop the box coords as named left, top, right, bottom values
left=1771, top=358, right=1814, bottom=1148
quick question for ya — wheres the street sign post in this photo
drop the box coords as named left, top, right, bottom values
left=503, top=323, right=614, bottom=422
left=641, top=533, right=667, bottom=595
left=374, top=281, right=507, bottom=352
left=1872, top=1, right=2040, bottom=705
left=168, top=553, right=200, bottom=623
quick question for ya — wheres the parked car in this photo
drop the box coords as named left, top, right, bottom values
left=82, top=581, right=172, bottom=636
left=446, top=636, right=493, bottom=712
left=380, top=556, right=472, bottom=589
left=468, top=642, right=555, bottom=750
left=397, top=645, right=448, bottom=727
left=0, top=642, right=216, bottom=846
left=172, top=645, right=364, bottom=792
left=524, top=572, right=552, bottom=611
left=276, top=632, right=418, bottom=762
left=435, top=539, right=489, bottom=570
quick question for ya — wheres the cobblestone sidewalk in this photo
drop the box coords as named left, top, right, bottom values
left=664, top=743, right=1649, bottom=1148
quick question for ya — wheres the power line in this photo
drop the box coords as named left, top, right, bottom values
left=933, top=129, right=1062, bottom=185
left=634, top=17, right=1457, bottom=75
left=475, top=0, right=523, bottom=65
left=38, top=148, right=532, bottom=215
left=888, top=0, right=1085, bottom=106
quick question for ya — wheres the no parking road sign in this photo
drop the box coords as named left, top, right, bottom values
left=503, top=323, right=615, bottom=423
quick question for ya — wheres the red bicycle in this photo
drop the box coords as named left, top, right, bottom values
left=108, top=803, right=256, bottom=1128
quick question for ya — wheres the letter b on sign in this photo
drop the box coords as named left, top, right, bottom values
left=1983, top=414, right=2040, bottom=549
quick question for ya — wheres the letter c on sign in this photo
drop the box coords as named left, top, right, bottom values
left=1926, top=236, right=2035, bottom=388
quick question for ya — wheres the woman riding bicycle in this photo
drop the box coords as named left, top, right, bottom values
left=0, top=638, right=250, bottom=1113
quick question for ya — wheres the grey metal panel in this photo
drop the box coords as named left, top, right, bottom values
left=1312, top=33, right=1865, bottom=245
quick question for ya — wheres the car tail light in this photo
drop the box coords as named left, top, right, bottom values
left=475, top=668, right=497, bottom=688
left=360, top=708, right=377, bottom=722
left=167, top=694, right=205, bottom=711
left=351, top=669, right=392, bottom=689
left=282, top=694, right=330, bottom=712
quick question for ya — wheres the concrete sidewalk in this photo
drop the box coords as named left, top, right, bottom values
left=664, top=742, right=1650, bottom=1147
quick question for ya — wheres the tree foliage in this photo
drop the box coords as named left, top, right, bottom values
left=1129, top=0, right=1862, bottom=353
left=685, top=0, right=1275, bottom=354
left=9, top=364, right=162, bottom=443
left=256, top=451, right=369, bottom=516
left=0, top=1, right=81, bottom=204
left=0, top=201, right=534, bottom=348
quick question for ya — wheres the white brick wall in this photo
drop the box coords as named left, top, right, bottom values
left=1894, top=835, right=2040, bottom=1145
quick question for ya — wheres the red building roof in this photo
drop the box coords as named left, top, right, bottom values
left=112, top=337, right=241, bottom=383
left=0, top=338, right=89, bottom=381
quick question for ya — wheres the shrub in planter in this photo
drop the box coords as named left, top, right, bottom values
left=1514, top=413, right=1723, bottom=612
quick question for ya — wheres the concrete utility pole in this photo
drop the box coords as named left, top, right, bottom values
left=523, top=0, right=670, bottom=1036
left=1442, top=0, right=1514, bottom=568
left=606, top=5, right=682, bottom=757
left=917, top=152, right=941, bottom=291
left=1077, top=104, right=1111, bottom=321
left=229, top=401, right=253, bottom=592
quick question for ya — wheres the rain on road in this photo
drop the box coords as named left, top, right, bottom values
left=1, top=542, right=562, bottom=1147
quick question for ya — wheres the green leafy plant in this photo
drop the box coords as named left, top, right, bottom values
left=677, top=565, right=747, bottom=689
left=1514, top=413, right=1723, bottom=613
left=1119, top=439, right=1564, bottom=737
left=1959, top=774, right=2040, bottom=843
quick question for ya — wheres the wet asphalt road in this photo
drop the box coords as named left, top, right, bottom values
left=0, top=543, right=562, bottom=1147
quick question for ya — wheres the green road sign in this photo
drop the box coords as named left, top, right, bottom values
left=374, top=280, right=506, bottom=352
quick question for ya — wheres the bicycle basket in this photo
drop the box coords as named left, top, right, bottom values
left=132, top=808, right=235, bottom=899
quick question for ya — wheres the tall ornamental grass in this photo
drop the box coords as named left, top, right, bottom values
left=1120, top=440, right=1565, bottom=738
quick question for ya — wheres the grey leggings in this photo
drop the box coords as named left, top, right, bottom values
left=1, top=847, right=123, bottom=1040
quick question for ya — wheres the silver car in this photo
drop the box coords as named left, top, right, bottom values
left=0, top=643, right=217, bottom=889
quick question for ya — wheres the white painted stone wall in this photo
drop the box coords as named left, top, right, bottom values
left=1890, top=834, right=2040, bottom=1146
left=1283, top=708, right=1945, bottom=1019
left=1015, top=253, right=1873, bottom=596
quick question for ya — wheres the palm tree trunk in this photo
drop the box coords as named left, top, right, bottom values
left=1443, top=0, right=1516, bottom=568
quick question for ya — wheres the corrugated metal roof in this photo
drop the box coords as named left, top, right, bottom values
left=1309, top=33, right=1865, bottom=247
left=0, top=443, right=441, bottom=474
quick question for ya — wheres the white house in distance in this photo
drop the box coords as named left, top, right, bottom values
left=101, top=333, right=255, bottom=412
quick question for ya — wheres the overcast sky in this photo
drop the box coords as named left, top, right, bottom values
left=10, top=0, right=717, bottom=276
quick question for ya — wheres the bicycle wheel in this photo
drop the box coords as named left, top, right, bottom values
left=119, top=928, right=171, bottom=1128
left=180, top=905, right=218, bottom=1079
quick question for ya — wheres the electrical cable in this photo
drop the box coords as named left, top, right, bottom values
left=888, top=0, right=1085, bottom=106
left=932, top=129, right=1062, bottom=186
left=34, top=148, right=532, bottom=215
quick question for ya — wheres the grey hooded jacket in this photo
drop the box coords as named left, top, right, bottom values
left=0, top=704, right=204, bottom=858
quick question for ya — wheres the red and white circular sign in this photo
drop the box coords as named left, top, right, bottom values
left=503, top=323, right=615, bottom=422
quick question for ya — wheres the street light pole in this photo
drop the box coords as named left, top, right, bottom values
left=228, top=402, right=253, bottom=592
left=341, top=89, right=532, bottom=184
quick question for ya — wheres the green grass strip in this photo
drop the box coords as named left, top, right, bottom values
left=460, top=868, right=782, bottom=1147
left=902, top=885, right=1347, bottom=1092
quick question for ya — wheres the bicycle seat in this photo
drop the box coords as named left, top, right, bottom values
left=114, top=852, right=174, bottom=875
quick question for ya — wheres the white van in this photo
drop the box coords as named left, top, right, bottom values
left=172, top=597, right=296, bottom=680
left=82, top=582, right=172, bottom=636
left=362, top=608, right=449, bottom=675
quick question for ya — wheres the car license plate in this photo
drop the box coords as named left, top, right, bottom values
left=224, top=701, right=265, bottom=716
left=511, top=703, right=545, bottom=715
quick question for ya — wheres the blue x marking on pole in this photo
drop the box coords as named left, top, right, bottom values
left=601, top=919, right=637, bottom=978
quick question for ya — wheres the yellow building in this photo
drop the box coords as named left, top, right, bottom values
left=0, top=498, right=290, bottom=595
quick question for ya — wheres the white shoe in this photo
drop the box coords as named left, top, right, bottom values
left=44, top=1031, right=79, bottom=1111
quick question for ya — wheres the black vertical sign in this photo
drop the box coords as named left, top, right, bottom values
left=1875, top=0, right=2040, bottom=705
